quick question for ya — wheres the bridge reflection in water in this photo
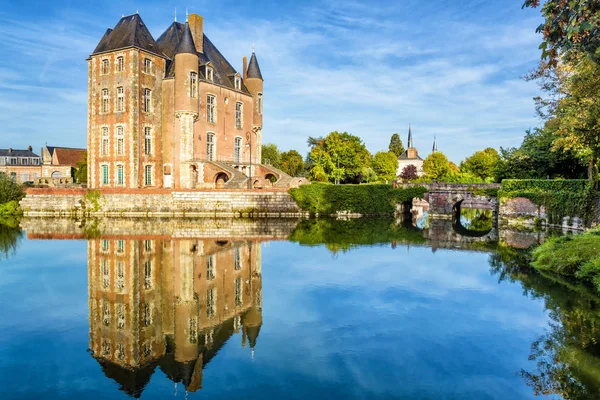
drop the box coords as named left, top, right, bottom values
left=88, top=236, right=263, bottom=397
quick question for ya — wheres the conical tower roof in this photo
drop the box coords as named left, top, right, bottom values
left=174, top=23, right=197, bottom=55
left=407, top=125, right=413, bottom=148
left=246, top=51, right=263, bottom=80
left=91, top=14, right=161, bottom=57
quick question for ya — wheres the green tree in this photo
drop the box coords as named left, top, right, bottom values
left=0, top=174, right=24, bottom=204
left=261, top=143, right=281, bottom=168
left=308, top=131, right=371, bottom=184
left=74, top=151, right=88, bottom=184
left=388, top=133, right=405, bottom=158
left=422, top=152, right=450, bottom=180
left=371, top=151, right=398, bottom=182
left=460, top=148, right=500, bottom=181
left=280, top=150, right=304, bottom=177
left=524, top=0, right=600, bottom=65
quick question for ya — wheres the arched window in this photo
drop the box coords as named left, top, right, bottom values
left=206, top=133, right=215, bottom=161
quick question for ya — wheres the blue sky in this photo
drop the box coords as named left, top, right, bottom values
left=0, top=0, right=543, bottom=163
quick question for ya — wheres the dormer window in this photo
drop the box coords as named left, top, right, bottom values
left=234, top=76, right=241, bottom=90
left=206, top=66, right=214, bottom=82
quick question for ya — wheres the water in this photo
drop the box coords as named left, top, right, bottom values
left=0, top=217, right=599, bottom=399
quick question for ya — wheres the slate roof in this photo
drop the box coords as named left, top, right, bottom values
left=174, top=23, right=197, bottom=55
left=0, top=149, right=40, bottom=158
left=398, top=151, right=423, bottom=161
left=92, top=14, right=162, bottom=57
left=156, top=21, right=250, bottom=93
left=246, top=52, right=263, bottom=80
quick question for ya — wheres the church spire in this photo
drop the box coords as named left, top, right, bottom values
left=432, top=136, right=437, bottom=152
left=407, top=125, right=413, bottom=149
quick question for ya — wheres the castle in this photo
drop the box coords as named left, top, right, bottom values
left=87, top=12, right=297, bottom=190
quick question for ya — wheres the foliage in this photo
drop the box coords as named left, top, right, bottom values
left=399, top=164, right=418, bottom=181
left=74, top=151, right=88, bottom=184
left=551, top=55, right=600, bottom=184
left=371, top=151, right=398, bottom=182
left=261, top=143, right=281, bottom=168
left=288, top=217, right=425, bottom=254
left=388, top=133, right=405, bottom=158
left=0, top=220, right=22, bottom=261
left=502, top=179, right=590, bottom=192
left=0, top=201, right=22, bottom=217
left=0, top=174, right=24, bottom=204
left=280, top=150, right=304, bottom=177
left=524, top=0, right=600, bottom=65
left=495, top=123, right=587, bottom=181
left=422, top=152, right=450, bottom=180
left=288, top=183, right=427, bottom=215
left=472, top=187, right=499, bottom=197
left=532, top=228, right=600, bottom=293
left=459, top=209, right=493, bottom=232
left=307, top=131, right=372, bottom=184
left=361, top=167, right=378, bottom=183
left=460, top=148, right=500, bottom=180
left=83, top=190, right=102, bottom=212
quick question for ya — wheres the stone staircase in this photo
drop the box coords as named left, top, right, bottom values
left=260, top=164, right=294, bottom=188
left=205, top=161, right=249, bottom=189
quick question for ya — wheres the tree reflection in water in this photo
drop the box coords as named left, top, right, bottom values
left=490, top=245, right=600, bottom=399
left=0, top=218, right=22, bottom=261
left=460, top=208, right=493, bottom=232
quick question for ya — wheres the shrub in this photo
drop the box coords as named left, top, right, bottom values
left=0, top=201, right=22, bottom=217
left=502, top=179, right=589, bottom=192
left=288, top=183, right=427, bottom=215
left=0, top=175, right=24, bottom=204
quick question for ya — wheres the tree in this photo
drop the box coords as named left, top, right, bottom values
left=399, top=164, right=418, bottom=181
left=422, top=152, right=450, bottom=180
left=371, top=151, right=398, bottom=182
left=388, top=133, right=405, bottom=158
left=524, top=0, right=600, bottom=65
left=74, top=151, right=88, bottom=184
left=308, top=131, right=371, bottom=184
left=280, top=150, right=304, bottom=177
left=261, top=143, right=281, bottom=168
left=0, top=174, right=24, bottom=204
left=460, top=148, right=500, bottom=181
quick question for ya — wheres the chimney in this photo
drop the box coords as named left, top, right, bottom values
left=243, top=56, right=248, bottom=80
left=7, top=148, right=12, bottom=154
left=27, top=145, right=32, bottom=151
left=188, top=14, right=204, bottom=53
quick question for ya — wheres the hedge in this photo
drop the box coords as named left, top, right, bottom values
left=499, top=179, right=595, bottom=225
left=502, top=179, right=590, bottom=193
left=288, top=184, right=427, bottom=215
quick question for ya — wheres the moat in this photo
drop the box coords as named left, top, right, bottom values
left=0, top=214, right=599, bottom=399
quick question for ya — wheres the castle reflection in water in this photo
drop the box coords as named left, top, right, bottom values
left=88, top=236, right=262, bottom=396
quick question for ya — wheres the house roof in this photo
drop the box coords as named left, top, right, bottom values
left=173, top=23, right=197, bottom=55
left=0, top=148, right=40, bottom=158
left=53, top=148, right=86, bottom=166
left=398, top=151, right=423, bottom=161
left=246, top=52, right=263, bottom=80
left=92, top=14, right=162, bottom=57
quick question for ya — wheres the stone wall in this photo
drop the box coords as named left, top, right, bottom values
left=20, top=188, right=307, bottom=218
left=499, top=197, right=585, bottom=230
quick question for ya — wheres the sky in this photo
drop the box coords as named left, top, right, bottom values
left=0, top=0, right=544, bottom=163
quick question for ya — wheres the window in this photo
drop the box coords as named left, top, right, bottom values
left=206, top=94, right=216, bottom=123
left=143, top=58, right=152, bottom=74
left=235, top=102, right=243, bottom=129
left=102, top=301, right=110, bottom=326
left=101, top=127, right=109, bottom=156
left=102, top=239, right=109, bottom=251
left=206, top=255, right=215, bottom=280
left=101, top=259, right=110, bottom=289
left=144, top=240, right=152, bottom=252
left=116, top=56, right=124, bottom=72
left=234, top=247, right=241, bottom=270
left=234, top=76, right=241, bottom=90
left=102, top=339, right=111, bottom=356
left=116, top=261, right=125, bottom=292
left=102, top=165, right=109, bottom=185
left=9, top=158, right=16, bottom=166
left=117, top=343, right=125, bottom=361
left=144, top=127, right=152, bottom=155
left=102, top=88, right=109, bottom=113
left=235, top=277, right=242, bottom=306
left=234, top=137, right=242, bottom=163
left=143, top=303, right=152, bottom=327
left=101, top=59, right=109, bottom=74
left=143, top=89, right=151, bottom=113
left=257, top=93, right=263, bottom=115
left=190, top=72, right=197, bottom=98
left=116, top=126, right=124, bottom=155
left=116, top=87, right=124, bottom=112
left=206, top=288, right=216, bottom=319
left=144, top=260, right=152, bottom=289
left=206, top=133, right=215, bottom=161
left=143, top=342, right=152, bottom=357
left=144, top=165, right=153, bottom=186
left=206, top=66, right=214, bottom=81
left=117, top=303, right=125, bottom=330
left=189, top=318, right=198, bottom=344
left=116, top=165, right=124, bottom=186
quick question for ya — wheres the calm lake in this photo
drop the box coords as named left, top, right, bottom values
left=0, top=216, right=599, bottom=399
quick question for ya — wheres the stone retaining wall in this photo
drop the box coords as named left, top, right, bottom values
left=499, top=197, right=585, bottom=230
left=20, top=188, right=307, bottom=218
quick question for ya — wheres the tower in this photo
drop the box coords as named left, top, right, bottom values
left=244, top=51, right=264, bottom=163
left=432, top=136, right=438, bottom=153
